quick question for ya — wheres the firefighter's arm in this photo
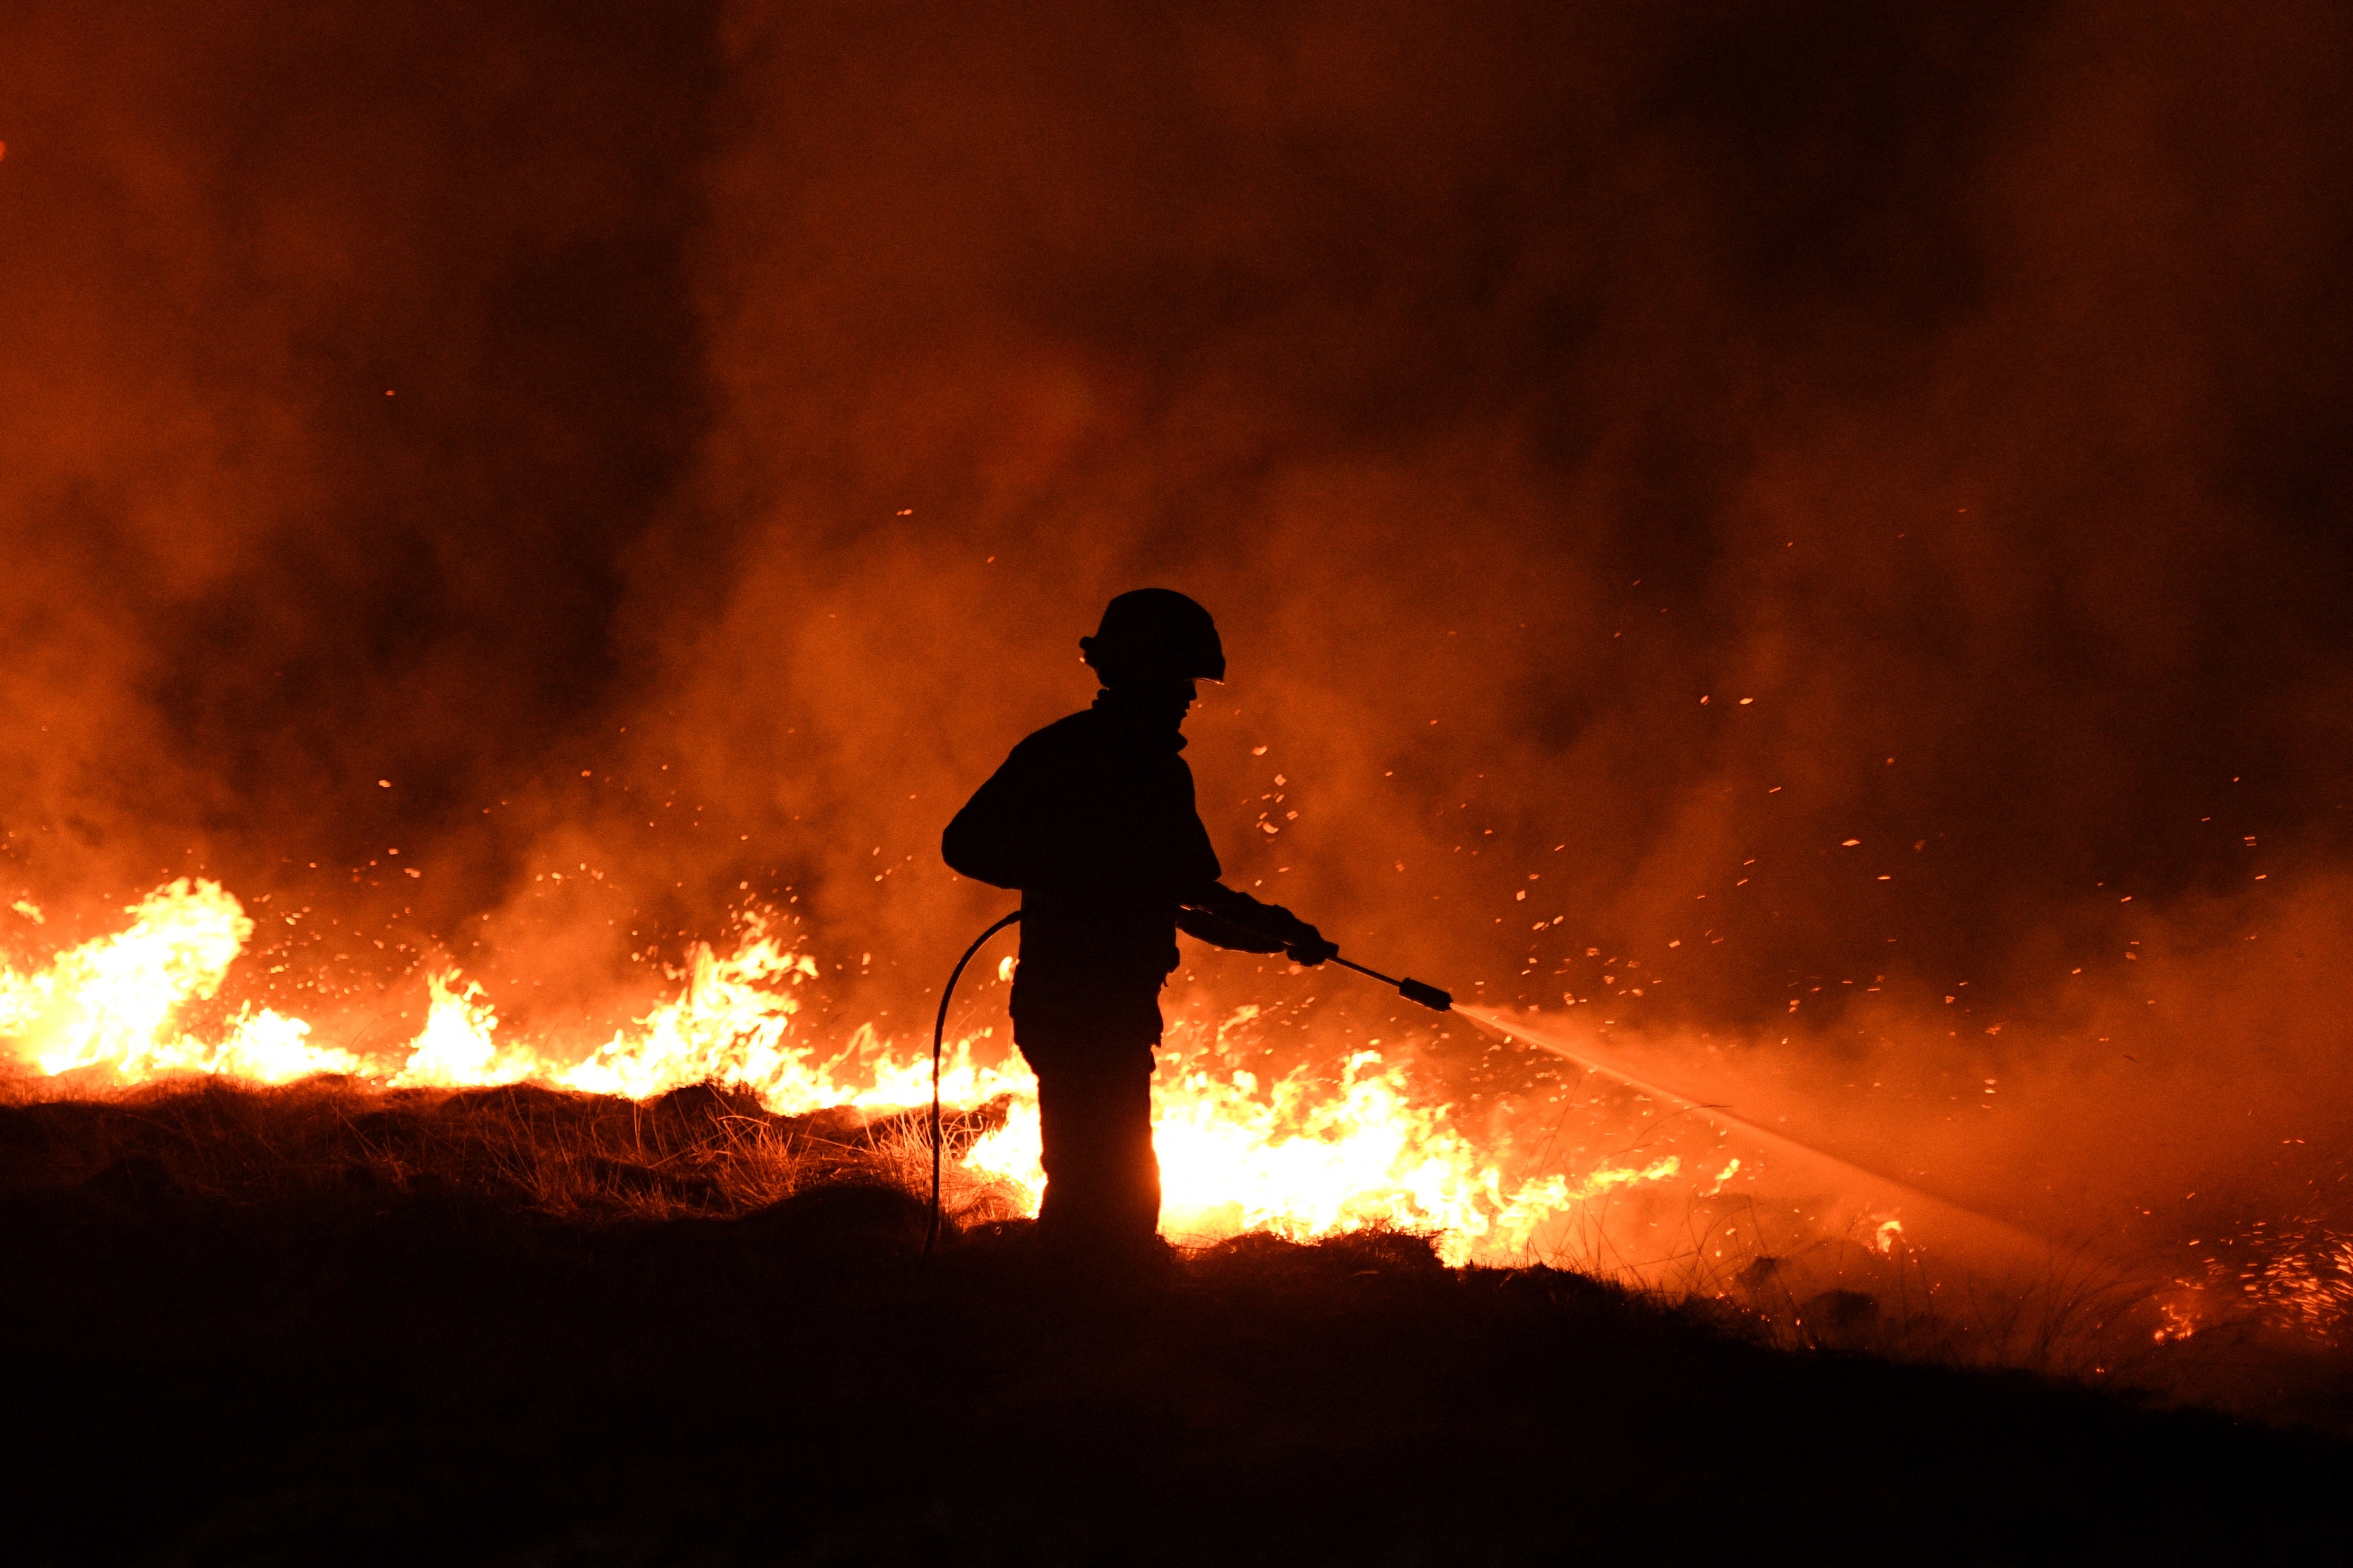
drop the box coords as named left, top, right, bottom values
left=1177, top=883, right=1337, bottom=965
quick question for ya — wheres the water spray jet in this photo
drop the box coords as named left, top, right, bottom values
left=1453, top=1002, right=2052, bottom=1270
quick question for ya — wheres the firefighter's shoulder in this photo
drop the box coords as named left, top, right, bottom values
left=1008, top=708, right=1108, bottom=761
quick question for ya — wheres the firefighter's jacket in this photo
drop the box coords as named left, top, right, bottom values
left=943, top=692, right=1301, bottom=1039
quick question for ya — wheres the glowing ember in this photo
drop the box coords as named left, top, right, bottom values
left=2, top=879, right=1682, bottom=1261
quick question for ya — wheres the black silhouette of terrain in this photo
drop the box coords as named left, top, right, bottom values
left=2, top=1079, right=2344, bottom=1566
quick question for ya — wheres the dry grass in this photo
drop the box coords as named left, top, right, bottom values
left=8, top=1068, right=2342, bottom=1434
left=0, top=1070, right=1024, bottom=1226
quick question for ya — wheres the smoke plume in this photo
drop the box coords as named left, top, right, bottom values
left=6, top=2, right=2352, bottom=1233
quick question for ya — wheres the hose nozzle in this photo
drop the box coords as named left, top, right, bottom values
left=1397, top=977, right=1452, bottom=1012
left=1331, top=955, right=1452, bottom=1012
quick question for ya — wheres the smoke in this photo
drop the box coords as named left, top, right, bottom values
left=6, top=4, right=2352, bottom=1224
left=650, top=0, right=2353, bottom=1015
left=1, top=0, right=721, bottom=965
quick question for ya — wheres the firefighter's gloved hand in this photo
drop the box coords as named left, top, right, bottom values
left=1285, top=924, right=1338, bottom=967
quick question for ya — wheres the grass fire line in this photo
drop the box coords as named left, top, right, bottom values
left=2, top=876, right=1711, bottom=1266
left=0, top=876, right=2312, bottom=1377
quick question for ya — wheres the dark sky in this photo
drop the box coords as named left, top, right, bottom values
left=5, top=1, right=2351, bottom=1065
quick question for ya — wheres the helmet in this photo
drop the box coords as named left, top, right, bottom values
left=1079, top=588, right=1225, bottom=685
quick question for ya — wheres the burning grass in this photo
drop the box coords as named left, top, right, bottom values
left=12, top=878, right=2353, bottom=1556
left=7, top=1059, right=2348, bottom=1437
left=1, top=879, right=1643, bottom=1262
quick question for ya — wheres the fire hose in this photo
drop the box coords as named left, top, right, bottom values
left=922, top=909, right=1451, bottom=1257
left=925, top=909, right=1021, bottom=1257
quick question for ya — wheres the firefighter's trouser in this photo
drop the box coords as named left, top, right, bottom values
left=1014, top=1013, right=1161, bottom=1248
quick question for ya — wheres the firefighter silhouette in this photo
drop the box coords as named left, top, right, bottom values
left=944, top=589, right=1334, bottom=1253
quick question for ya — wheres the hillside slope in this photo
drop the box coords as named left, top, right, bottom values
left=2, top=1083, right=2342, bottom=1566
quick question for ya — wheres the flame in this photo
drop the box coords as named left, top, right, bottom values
left=0, top=879, right=360, bottom=1083
left=955, top=1029, right=1676, bottom=1265
left=392, top=972, right=529, bottom=1088
left=4, top=878, right=1687, bottom=1261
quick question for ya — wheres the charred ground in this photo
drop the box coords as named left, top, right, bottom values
left=2, top=1080, right=2344, bottom=1566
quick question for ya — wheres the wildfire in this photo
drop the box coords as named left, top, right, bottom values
left=1, top=879, right=1678, bottom=1262
left=0, top=879, right=362, bottom=1084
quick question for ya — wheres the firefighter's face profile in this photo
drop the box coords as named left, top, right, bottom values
left=1122, top=677, right=1199, bottom=724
